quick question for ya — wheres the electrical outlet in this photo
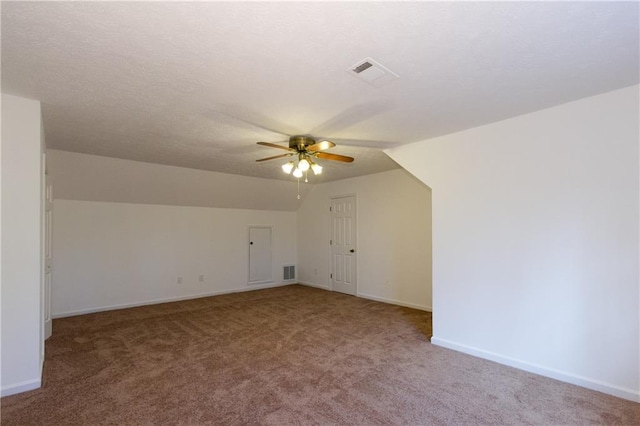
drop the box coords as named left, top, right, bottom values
left=199, top=275, right=204, bottom=283
left=177, top=277, right=183, bottom=284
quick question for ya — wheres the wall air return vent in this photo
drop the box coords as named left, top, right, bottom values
left=283, top=265, right=296, bottom=281
left=347, top=57, right=399, bottom=88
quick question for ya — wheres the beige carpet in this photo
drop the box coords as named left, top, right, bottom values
left=1, top=284, right=638, bottom=425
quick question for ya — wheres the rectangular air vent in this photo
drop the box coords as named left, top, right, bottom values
left=353, top=61, right=374, bottom=74
left=348, top=57, right=399, bottom=88
left=283, top=265, right=296, bottom=281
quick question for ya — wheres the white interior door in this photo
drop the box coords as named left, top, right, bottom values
left=330, top=196, right=357, bottom=295
left=249, top=226, right=272, bottom=284
left=44, top=174, right=53, bottom=340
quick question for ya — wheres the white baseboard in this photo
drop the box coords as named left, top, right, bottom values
left=297, top=284, right=432, bottom=312
left=297, top=281, right=330, bottom=291
left=52, top=282, right=290, bottom=318
left=1, top=378, right=41, bottom=398
left=431, top=337, right=640, bottom=403
left=357, top=292, right=432, bottom=312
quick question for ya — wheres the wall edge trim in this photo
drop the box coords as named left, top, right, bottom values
left=297, top=281, right=330, bottom=291
left=357, top=292, right=432, bottom=312
left=430, top=337, right=640, bottom=403
left=1, top=378, right=41, bottom=398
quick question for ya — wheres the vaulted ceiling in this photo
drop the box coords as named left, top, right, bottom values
left=2, top=2, right=638, bottom=182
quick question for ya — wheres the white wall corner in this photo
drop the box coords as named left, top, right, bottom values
left=1, top=378, right=41, bottom=398
left=357, top=292, right=432, bottom=312
left=297, top=281, right=331, bottom=291
left=1, top=94, right=44, bottom=397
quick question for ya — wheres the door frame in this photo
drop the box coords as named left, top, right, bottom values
left=42, top=152, right=52, bottom=342
left=329, top=194, right=357, bottom=294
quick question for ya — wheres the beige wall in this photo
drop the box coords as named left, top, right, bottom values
left=48, top=152, right=432, bottom=315
left=1, top=94, right=44, bottom=396
left=52, top=200, right=297, bottom=317
left=47, top=150, right=311, bottom=211
left=47, top=151, right=307, bottom=317
left=297, top=169, right=432, bottom=311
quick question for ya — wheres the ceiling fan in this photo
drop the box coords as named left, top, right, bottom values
left=256, top=135, right=354, bottom=179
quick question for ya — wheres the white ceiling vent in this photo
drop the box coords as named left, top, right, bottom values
left=348, top=57, right=399, bottom=88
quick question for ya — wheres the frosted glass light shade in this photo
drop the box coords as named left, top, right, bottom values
left=292, top=167, right=303, bottom=178
left=298, top=158, right=310, bottom=171
left=281, top=161, right=294, bottom=174
left=311, top=163, right=323, bottom=175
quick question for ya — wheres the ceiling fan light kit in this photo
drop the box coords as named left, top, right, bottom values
left=257, top=135, right=353, bottom=183
left=287, top=154, right=321, bottom=181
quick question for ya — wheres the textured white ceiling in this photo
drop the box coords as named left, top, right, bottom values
left=2, top=2, right=638, bottom=182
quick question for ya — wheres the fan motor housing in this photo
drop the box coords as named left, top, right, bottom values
left=289, top=135, right=315, bottom=150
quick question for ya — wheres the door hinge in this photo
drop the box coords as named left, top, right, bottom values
left=330, top=239, right=332, bottom=245
left=330, top=273, right=333, bottom=279
left=329, top=206, right=332, bottom=212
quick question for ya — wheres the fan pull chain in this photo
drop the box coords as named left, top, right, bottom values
left=305, top=170, right=309, bottom=183
left=297, top=178, right=300, bottom=200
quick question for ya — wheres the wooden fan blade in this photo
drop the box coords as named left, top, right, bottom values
left=316, top=152, right=354, bottom=163
left=307, top=140, right=336, bottom=152
left=257, top=141, right=294, bottom=151
left=255, top=153, right=293, bottom=162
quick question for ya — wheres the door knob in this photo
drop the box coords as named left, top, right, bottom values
left=350, top=249, right=355, bottom=253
